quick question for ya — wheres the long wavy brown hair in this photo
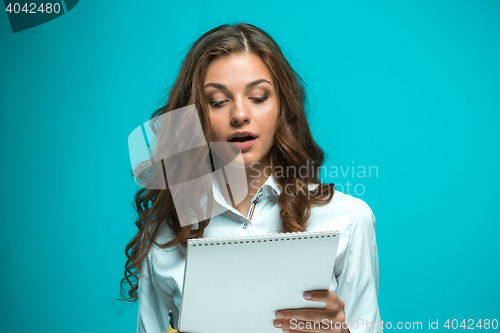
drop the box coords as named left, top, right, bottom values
left=120, top=22, right=335, bottom=303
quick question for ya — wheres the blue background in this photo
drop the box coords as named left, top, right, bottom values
left=1, top=0, right=499, bottom=331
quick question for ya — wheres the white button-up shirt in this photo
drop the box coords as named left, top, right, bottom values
left=137, top=174, right=382, bottom=333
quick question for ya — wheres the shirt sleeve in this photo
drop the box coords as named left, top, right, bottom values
left=137, top=250, right=176, bottom=333
left=334, top=199, right=382, bottom=333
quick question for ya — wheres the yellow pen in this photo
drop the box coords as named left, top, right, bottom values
left=168, top=309, right=177, bottom=332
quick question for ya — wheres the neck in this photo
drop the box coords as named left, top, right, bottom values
left=213, top=156, right=273, bottom=209
left=245, top=158, right=272, bottom=197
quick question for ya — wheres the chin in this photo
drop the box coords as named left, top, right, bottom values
left=242, top=158, right=257, bottom=168
left=241, top=155, right=267, bottom=169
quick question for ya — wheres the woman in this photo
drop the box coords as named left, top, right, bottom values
left=121, top=23, right=381, bottom=333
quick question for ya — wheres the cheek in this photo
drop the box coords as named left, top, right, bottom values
left=267, top=101, right=280, bottom=126
left=209, top=115, right=224, bottom=141
left=263, top=108, right=279, bottom=138
left=261, top=123, right=277, bottom=144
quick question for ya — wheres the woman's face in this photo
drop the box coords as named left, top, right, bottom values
left=204, top=52, right=279, bottom=169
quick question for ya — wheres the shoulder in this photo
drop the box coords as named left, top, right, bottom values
left=308, top=186, right=376, bottom=235
left=145, top=222, right=186, bottom=276
left=333, top=190, right=376, bottom=231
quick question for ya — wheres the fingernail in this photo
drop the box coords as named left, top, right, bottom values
left=274, top=321, right=282, bottom=327
left=275, top=311, right=284, bottom=318
left=303, top=292, right=312, bottom=299
left=283, top=330, right=290, bottom=333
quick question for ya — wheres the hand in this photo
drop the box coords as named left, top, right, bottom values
left=273, top=290, right=350, bottom=333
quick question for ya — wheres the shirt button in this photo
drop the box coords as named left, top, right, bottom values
left=242, top=222, right=248, bottom=229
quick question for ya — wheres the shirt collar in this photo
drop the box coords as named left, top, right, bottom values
left=261, top=173, right=281, bottom=196
left=210, top=173, right=280, bottom=210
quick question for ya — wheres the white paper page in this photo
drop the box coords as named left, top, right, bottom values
left=178, top=230, right=340, bottom=333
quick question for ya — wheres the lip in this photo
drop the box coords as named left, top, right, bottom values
left=227, top=130, right=258, bottom=141
left=229, top=138, right=256, bottom=150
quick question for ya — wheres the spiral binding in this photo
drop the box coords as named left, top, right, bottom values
left=187, top=230, right=338, bottom=247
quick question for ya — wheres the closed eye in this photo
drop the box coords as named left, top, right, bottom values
left=251, top=96, right=268, bottom=103
left=209, top=96, right=268, bottom=107
left=209, top=100, right=228, bottom=107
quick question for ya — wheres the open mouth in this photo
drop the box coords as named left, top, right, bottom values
left=228, top=135, right=256, bottom=142
left=227, top=134, right=257, bottom=150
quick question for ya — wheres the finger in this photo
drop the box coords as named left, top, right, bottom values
left=275, top=308, right=334, bottom=323
left=273, top=318, right=325, bottom=333
left=274, top=318, right=346, bottom=333
left=303, top=290, right=345, bottom=311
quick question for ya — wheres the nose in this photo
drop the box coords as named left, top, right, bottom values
left=230, top=97, right=251, bottom=125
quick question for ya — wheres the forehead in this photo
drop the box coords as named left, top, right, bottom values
left=204, top=52, right=274, bottom=87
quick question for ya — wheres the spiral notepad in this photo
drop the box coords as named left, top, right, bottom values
left=178, top=230, right=340, bottom=333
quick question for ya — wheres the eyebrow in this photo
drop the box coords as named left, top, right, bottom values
left=204, top=79, right=272, bottom=92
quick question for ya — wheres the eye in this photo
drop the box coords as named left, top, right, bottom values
left=209, top=100, right=228, bottom=107
left=251, top=96, right=268, bottom=104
